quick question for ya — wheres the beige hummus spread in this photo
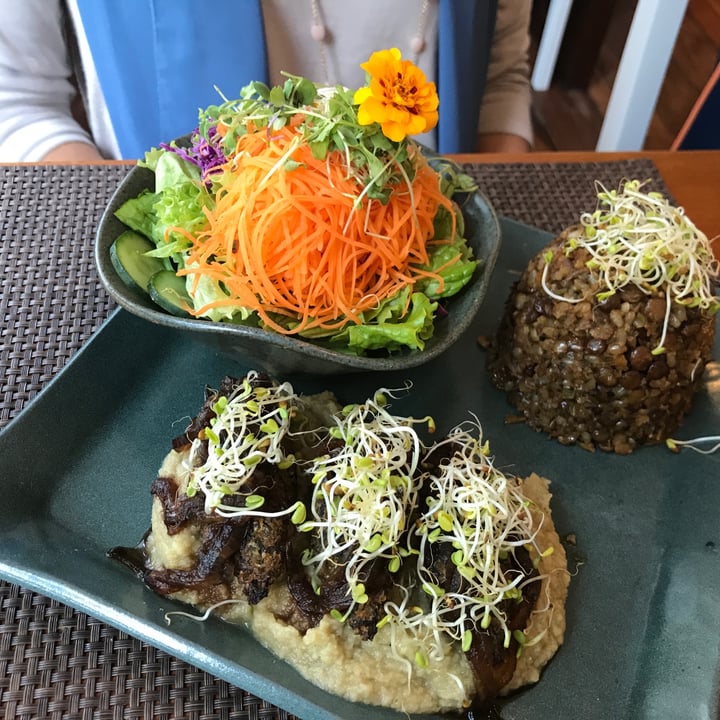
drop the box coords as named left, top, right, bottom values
left=130, top=374, right=569, bottom=714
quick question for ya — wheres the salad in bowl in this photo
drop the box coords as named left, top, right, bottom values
left=95, top=48, right=500, bottom=373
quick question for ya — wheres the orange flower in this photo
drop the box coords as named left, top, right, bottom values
left=353, top=48, right=439, bottom=142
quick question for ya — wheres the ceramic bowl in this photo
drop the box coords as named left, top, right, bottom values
left=95, top=160, right=501, bottom=375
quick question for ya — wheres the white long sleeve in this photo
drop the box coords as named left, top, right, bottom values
left=0, top=0, right=533, bottom=161
left=0, top=0, right=97, bottom=161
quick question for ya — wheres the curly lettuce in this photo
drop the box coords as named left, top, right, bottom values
left=115, top=151, right=212, bottom=264
left=329, top=289, right=437, bottom=353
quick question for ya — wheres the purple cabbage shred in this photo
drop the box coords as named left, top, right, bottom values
left=160, top=126, right=226, bottom=183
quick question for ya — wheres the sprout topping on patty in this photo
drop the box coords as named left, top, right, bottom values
left=299, top=388, right=432, bottom=614
left=384, top=420, right=547, bottom=666
left=187, top=371, right=300, bottom=518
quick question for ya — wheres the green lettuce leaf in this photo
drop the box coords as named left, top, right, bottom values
left=331, top=289, right=437, bottom=353
left=139, top=147, right=165, bottom=173
left=410, top=198, right=476, bottom=299
left=415, top=238, right=477, bottom=299
left=149, top=180, right=211, bottom=256
left=155, top=150, right=201, bottom=191
left=114, top=190, right=159, bottom=241
left=190, top=273, right=256, bottom=323
left=115, top=149, right=212, bottom=266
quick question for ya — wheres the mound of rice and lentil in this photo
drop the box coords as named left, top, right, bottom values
left=488, top=181, right=719, bottom=455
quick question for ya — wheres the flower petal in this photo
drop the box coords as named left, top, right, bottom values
left=352, top=86, right=373, bottom=105
left=353, top=48, right=440, bottom=139
left=361, top=47, right=402, bottom=77
left=380, top=120, right=409, bottom=143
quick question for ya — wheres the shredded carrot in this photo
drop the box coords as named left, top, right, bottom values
left=179, top=124, right=457, bottom=334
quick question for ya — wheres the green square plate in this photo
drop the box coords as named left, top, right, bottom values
left=1, top=218, right=718, bottom=720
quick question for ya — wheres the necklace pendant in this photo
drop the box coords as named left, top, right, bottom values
left=311, top=22, right=327, bottom=42
left=410, top=34, right=426, bottom=54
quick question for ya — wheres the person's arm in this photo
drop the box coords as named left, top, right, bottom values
left=476, top=0, right=534, bottom=153
left=476, top=131, right=530, bottom=153
left=0, top=0, right=101, bottom=161
left=41, top=141, right=104, bottom=162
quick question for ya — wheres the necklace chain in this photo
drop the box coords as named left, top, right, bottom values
left=310, top=0, right=432, bottom=86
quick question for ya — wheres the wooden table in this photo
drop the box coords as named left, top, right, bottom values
left=2, top=149, right=719, bottom=720
left=62, top=148, right=720, bottom=248
left=35, top=148, right=720, bottom=238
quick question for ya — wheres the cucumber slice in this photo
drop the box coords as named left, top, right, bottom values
left=109, top=231, right=164, bottom=293
left=148, top=270, right=192, bottom=317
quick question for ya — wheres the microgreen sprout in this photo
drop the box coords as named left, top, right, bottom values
left=386, top=419, right=545, bottom=665
left=379, top=582, right=457, bottom=683
left=199, top=76, right=416, bottom=206
left=299, top=388, right=431, bottom=616
left=666, top=435, right=720, bottom=455
left=187, top=371, right=299, bottom=519
left=164, top=598, right=245, bottom=625
left=542, top=180, right=720, bottom=351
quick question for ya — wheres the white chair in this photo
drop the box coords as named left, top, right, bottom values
left=532, top=0, right=689, bottom=151
left=530, top=0, right=573, bottom=92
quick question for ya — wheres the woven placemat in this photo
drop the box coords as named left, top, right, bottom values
left=0, top=159, right=668, bottom=719
left=0, top=160, right=668, bottom=431
left=0, top=584, right=293, bottom=720
left=465, top=159, right=670, bottom=235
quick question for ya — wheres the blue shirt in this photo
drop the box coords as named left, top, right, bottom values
left=76, top=0, right=497, bottom=157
